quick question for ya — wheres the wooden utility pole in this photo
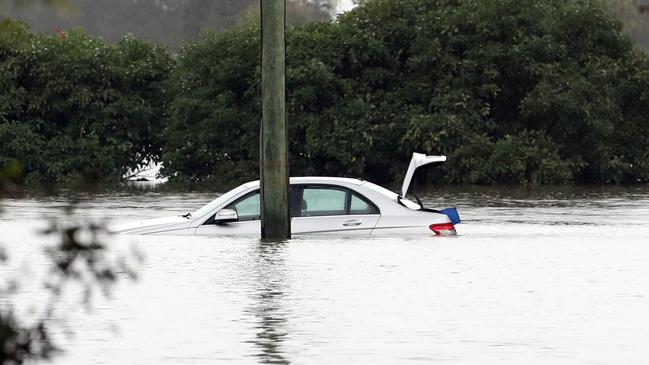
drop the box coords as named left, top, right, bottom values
left=260, top=0, right=291, bottom=240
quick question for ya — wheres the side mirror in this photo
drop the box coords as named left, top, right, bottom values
left=214, top=209, right=238, bottom=223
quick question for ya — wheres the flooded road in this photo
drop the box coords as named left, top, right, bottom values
left=2, top=186, right=649, bottom=364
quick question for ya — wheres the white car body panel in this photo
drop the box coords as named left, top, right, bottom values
left=110, top=154, right=457, bottom=237
left=372, top=213, right=442, bottom=236
left=194, top=214, right=381, bottom=236
left=291, top=214, right=380, bottom=235
left=195, top=220, right=260, bottom=236
left=112, top=216, right=194, bottom=235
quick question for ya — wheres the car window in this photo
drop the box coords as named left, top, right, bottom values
left=221, top=185, right=379, bottom=221
left=350, top=194, right=378, bottom=215
left=301, top=188, right=347, bottom=216
left=227, top=192, right=260, bottom=221
left=192, top=184, right=249, bottom=218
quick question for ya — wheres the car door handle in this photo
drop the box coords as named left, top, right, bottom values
left=343, top=219, right=362, bottom=226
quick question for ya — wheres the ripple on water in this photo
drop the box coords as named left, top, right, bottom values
left=1, top=186, right=649, bottom=364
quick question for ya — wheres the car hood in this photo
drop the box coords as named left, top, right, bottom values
left=110, top=216, right=192, bottom=235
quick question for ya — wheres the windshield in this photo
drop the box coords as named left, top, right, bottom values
left=191, top=184, right=250, bottom=219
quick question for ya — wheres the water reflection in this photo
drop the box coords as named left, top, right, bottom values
left=244, top=242, right=291, bottom=364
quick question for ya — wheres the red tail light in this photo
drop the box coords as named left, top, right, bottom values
left=429, top=223, right=456, bottom=236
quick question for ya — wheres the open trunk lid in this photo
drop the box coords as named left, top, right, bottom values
left=400, top=153, right=446, bottom=198
left=399, top=153, right=461, bottom=227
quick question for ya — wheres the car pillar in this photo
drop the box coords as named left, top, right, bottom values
left=260, top=0, right=291, bottom=240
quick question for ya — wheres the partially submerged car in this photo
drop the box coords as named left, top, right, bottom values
left=112, top=153, right=461, bottom=236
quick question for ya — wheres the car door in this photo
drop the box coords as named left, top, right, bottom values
left=194, top=190, right=261, bottom=235
left=290, top=185, right=380, bottom=235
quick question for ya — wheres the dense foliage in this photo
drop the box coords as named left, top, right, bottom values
left=0, top=19, right=171, bottom=183
left=160, top=26, right=261, bottom=184
left=162, top=0, right=649, bottom=185
left=2, top=0, right=649, bottom=185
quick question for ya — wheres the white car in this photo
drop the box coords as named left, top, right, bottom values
left=112, top=153, right=461, bottom=236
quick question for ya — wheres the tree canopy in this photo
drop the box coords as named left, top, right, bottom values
left=0, top=19, right=171, bottom=183
left=162, top=0, right=649, bottom=185
left=1, top=0, right=649, bottom=186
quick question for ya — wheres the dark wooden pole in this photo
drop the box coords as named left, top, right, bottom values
left=260, top=0, right=290, bottom=240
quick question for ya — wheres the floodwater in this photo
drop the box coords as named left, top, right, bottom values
left=2, top=185, right=649, bottom=364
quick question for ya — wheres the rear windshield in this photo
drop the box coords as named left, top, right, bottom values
left=361, top=181, right=420, bottom=210
left=362, top=181, right=398, bottom=199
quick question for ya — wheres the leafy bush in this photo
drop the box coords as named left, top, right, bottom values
left=3, top=0, right=649, bottom=185
left=447, top=131, right=572, bottom=184
left=161, top=0, right=649, bottom=185
left=160, top=26, right=261, bottom=185
left=0, top=19, right=172, bottom=184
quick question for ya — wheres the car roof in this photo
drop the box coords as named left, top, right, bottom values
left=242, top=177, right=365, bottom=188
left=292, top=176, right=365, bottom=185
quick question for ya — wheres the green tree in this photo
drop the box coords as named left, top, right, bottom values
left=0, top=19, right=172, bottom=183
left=161, top=0, right=649, bottom=185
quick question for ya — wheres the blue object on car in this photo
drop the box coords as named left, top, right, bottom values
left=441, top=207, right=461, bottom=225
